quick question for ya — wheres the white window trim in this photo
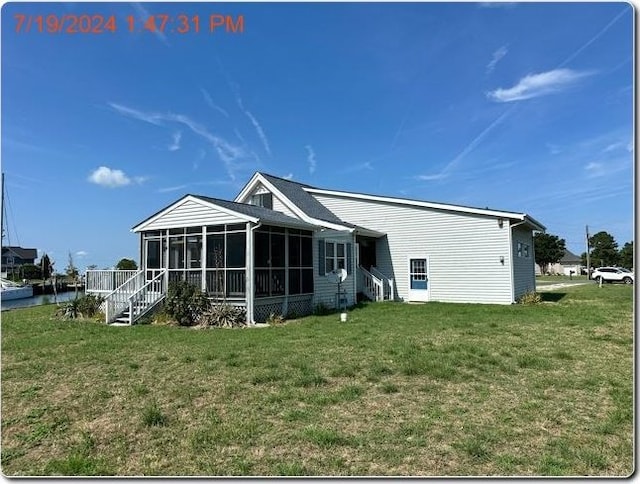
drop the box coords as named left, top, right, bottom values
left=325, top=240, right=347, bottom=273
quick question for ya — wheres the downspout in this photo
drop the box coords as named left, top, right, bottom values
left=248, top=222, right=262, bottom=324
left=508, top=220, right=527, bottom=303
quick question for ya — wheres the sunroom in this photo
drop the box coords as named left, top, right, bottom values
left=87, top=195, right=318, bottom=324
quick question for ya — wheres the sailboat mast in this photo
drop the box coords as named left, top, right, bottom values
left=1, top=172, right=4, bottom=245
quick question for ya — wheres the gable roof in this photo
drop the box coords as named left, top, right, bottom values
left=238, top=172, right=545, bottom=232
left=192, top=195, right=317, bottom=229
left=132, top=194, right=317, bottom=232
left=1, top=246, right=37, bottom=260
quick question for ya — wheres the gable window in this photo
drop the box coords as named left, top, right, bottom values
left=250, top=192, right=273, bottom=209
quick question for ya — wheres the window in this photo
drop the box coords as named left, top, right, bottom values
left=517, top=242, right=523, bottom=258
left=250, top=192, right=273, bottom=209
left=523, top=244, right=530, bottom=258
left=325, top=241, right=347, bottom=273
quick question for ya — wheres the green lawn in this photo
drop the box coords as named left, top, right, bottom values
left=1, top=284, right=633, bottom=476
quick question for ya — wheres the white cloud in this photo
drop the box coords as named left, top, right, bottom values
left=76, top=251, right=88, bottom=258
left=236, top=97, right=271, bottom=156
left=109, top=103, right=249, bottom=179
left=109, top=103, right=164, bottom=125
left=157, top=185, right=187, bottom=193
left=131, top=3, right=169, bottom=46
left=201, top=88, right=229, bottom=118
left=168, top=131, right=182, bottom=151
left=88, top=166, right=133, bottom=188
left=305, top=145, right=317, bottom=174
left=487, top=69, right=593, bottom=102
left=283, top=173, right=294, bottom=180
left=486, top=45, right=508, bottom=74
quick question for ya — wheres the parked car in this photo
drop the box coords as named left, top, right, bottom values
left=590, top=267, right=634, bottom=284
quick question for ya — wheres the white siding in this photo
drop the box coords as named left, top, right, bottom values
left=142, top=200, right=246, bottom=230
left=313, top=231, right=356, bottom=309
left=512, top=226, right=536, bottom=300
left=237, top=183, right=299, bottom=218
left=313, top=194, right=515, bottom=304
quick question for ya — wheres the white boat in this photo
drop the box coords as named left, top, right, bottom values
left=1, top=278, right=34, bottom=300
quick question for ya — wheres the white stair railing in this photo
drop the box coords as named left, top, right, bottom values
left=360, top=266, right=384, bottom=301
left=105, top=270, right=145, bottom=324
left=125, top=269, right=167, bottom=324
left=371, top=267, right=394, bottom=301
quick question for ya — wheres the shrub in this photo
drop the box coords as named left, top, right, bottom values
left=55, top=298, right=83, bottom=320
left=518, top=291, right=542, bottom=305
left=164, top=281, right=210, bottom=326
left=76, top=294, right=104, bottom=318
left=266, top=313, right=285, bottom=326
left=197, top=303, right=247, bottom=328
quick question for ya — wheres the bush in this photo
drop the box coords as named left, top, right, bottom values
left=196, top=303, right=247, bottom=328
left=518, top=291, right=542, bottom=305
left=313, top=303, right=332, bottom=316
left=266, top=313, right=285, bottom=326
left=164, top=281, right=210, bottom=326
left=55, top=294, right=104, bottom=320
left=76, top=294, right=104, bottom=318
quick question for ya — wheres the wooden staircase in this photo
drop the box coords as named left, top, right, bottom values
left=104, top=269, right=166, bottom=325
left=359, top=266, right=394, bottom=301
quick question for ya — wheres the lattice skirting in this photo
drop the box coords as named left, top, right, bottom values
left=253, top=295, right=313, bottom=322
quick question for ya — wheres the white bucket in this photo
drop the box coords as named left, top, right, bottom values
left=340, top=312, right=347, bottom=322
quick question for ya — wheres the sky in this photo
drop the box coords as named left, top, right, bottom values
left=1, top=1, right=634, bottom=271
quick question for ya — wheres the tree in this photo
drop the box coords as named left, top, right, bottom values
left=589, top=231, right=619, bottom=267
left=534, top=233, right=566, bottom=275
left=115, top=258, right=138, bottom=270
left=39, top=253, right=53, bottom=279
left=21, top=263, right=42, bottom=280
left=619, top=241, right=633, bottom=269
left=66, top=252, right=79, bottom=280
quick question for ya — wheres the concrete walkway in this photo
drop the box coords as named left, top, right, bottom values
left=537, top=281, right=591, bottom=291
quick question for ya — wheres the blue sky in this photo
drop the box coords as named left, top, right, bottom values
left=1, top=2, right=634, bottom=270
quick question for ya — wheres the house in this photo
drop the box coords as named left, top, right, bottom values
left=1, top=246, right=37, bottom=277
left=86, top=172, right=545, bottom=324
left=535, top=249, right=583, bottom=276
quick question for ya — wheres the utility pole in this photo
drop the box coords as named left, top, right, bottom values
left=586, top=225, right=591, bottom=279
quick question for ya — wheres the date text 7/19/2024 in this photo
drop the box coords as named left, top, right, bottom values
left=14, top=14, right=244, bottom=34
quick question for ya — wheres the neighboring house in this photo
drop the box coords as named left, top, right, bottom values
left=86, top=172, right=545, bottom=324
left=535, top=249, right=583, bottom=276
left=1, top=246, right=37, bottom=277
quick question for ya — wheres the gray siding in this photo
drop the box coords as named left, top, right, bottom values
left=313, top=194, right=515, bottom=304
left=142, top=199, right=245, bottom=230
left=512, top=226, right=536, bottom=300
left=313, top=231, right=356, bottom=309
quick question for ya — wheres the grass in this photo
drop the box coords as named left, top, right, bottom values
left=1, top=283, right=633, bottom=476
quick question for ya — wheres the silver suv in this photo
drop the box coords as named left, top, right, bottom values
left=591, top=267, right=634, bottom=284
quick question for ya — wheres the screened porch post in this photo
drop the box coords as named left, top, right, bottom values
left=139, top=233, right=144, bottom=273
left=163, top=229, right=169, bottom=290
left=201, top=225, right=207, bottom=292
left=245, top=221, right=254, bottom=324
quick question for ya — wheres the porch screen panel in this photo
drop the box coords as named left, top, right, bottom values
left=288, top=231, right=314, bottom=295
left=147, top=240, right=161, bottom=269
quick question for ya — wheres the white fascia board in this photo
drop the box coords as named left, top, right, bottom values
left=305, top=187, right=532, bottom=221
left=131, top=195, right=258, bottom=233
left=235, top=173, right=354, bottom=233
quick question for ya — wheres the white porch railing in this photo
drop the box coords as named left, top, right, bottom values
left=86, top=270, right=138, bottom=295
